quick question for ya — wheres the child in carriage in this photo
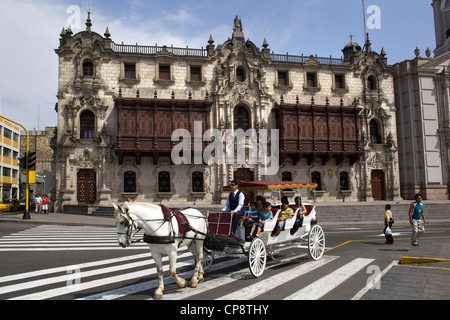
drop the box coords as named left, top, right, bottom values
left=245, top=201, right=259, bottom=226
left=247, top=201, right=273, bottom=240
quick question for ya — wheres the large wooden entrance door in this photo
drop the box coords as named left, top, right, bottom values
left=233, top=168, right=254, bottom=205
left=371, top=170, right=385, bottom=201
left=77, top=169, right=97, bottom=204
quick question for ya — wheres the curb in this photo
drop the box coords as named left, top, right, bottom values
left=400, top=256, right=450, bottom=264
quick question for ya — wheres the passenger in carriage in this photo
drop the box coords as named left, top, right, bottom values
left=248, top=201, right=273, bottom=239
left=246, top=201, right=259, bottom=226
left=272, top=198, right=294, bottom=237
left=291, top=196, right=308, bottom=235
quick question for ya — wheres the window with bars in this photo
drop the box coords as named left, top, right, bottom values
left=192, top=171, right=204, bottom=193
left=124, top=171, right=136, bottom=193
left=158, top=171, right=171, bottom=193
left=311, top=171, right=322, bottom=191
left=282, top=171, right=293, bottom=191
left=340, top=172, right=350, bottom=191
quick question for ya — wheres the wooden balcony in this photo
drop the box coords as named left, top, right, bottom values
left=115, top=97, right=212, bottom=164
left=274, top=101, right=364, bottom=165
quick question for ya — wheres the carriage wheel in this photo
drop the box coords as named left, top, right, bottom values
left=202, top=249, right=214, bottom=272
left=248, top=237, right=267, bottom=278
left=308, top=225, right=325, bottom=260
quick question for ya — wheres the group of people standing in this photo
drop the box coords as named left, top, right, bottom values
left=34, top=194, right=50, bottom=214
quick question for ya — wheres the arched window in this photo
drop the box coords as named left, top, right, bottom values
left=311, top=171, right=322, bottom=191
left=80, top=111, right=95, bottom=139
left=158, top=171, right=171, bottom=193
left=124, top=171, right=136, bottom=193
left=370, top=119, right=382, bottom=144
left=236, top=67, right=246, bottom=82
left=368, top=76, right=377, bottom=90
left=83, top=61, right=94, bottom=77
left=234, top=106, right=250, bottom=130
left=192, top=171, right=204, bottom=193
left=340, top=172, right=350, bottom=191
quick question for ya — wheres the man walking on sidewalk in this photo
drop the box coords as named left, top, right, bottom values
left=408, top=193, right=428, bottom=246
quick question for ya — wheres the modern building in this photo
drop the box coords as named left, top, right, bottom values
left=52, top=14, right=401, bottom=212
left=0, top=116, right=21, bottom=200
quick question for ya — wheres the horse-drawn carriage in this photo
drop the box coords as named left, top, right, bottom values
left=113, top=181, right=325, bottom=299
left=203, top=181, right=326, bottom=278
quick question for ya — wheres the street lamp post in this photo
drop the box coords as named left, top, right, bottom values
left=0, top=115, right=31, bottom=220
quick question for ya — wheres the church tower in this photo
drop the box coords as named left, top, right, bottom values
left=432, top=0, right=450, bottom=57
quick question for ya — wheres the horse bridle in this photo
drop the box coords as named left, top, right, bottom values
left=117, top=209, right=142, bottom=245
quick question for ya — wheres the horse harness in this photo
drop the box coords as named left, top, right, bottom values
left=117, top=205, right=208, bottom=247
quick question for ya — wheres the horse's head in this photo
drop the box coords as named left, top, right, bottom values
left=113, top=203, right=133, bottom=248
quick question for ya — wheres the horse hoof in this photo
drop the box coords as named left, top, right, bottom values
left=153, top=293, right=164, bottom=300
left=191, top=281, right=198, bottom=288
left=176, top=279, right=188, bottom=288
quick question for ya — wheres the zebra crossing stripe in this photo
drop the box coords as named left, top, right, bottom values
left=8, top=255, right=195, bottom=300
left=284, top=258, right=374, bottom=300
left=81, top=257, right=247, bottom=300
left=0, top=253, right=151, bottom=284
left=216, top=255, right=339, bottom=300
left=1, top=252, right=191, bottom=297
left=0, top=225, right=149, bottom=251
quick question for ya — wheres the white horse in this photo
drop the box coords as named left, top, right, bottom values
left=113, top=202, right=207, bottom=300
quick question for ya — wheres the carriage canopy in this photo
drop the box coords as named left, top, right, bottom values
left=223, top=181, right=318, bottom=192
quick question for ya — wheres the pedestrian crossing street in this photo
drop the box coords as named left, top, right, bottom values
left=0, top=225, right=149, bottom=251
left=0, top=225, right=397, bottom=300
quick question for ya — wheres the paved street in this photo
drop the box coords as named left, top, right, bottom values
left=1, top=218, right=449, bottom=301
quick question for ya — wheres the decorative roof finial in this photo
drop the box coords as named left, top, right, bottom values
left=86, top=0, right=92, bottom=32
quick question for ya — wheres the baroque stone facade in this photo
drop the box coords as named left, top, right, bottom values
left=53, top=15, right=401, bottom=212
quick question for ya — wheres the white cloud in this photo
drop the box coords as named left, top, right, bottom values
left=0, top=0, right=70, bottom=131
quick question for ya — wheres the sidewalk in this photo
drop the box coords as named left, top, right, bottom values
left=0, top=211, right=115, bottom=227
left=361, top=238, right=450, bottom=300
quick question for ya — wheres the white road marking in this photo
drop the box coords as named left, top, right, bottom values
left=284, top=258, right=374, bottom=300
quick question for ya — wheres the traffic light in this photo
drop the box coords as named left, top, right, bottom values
left=18, top=155, right=27, bottom=169
left=27, top=151, right=36, bottom=170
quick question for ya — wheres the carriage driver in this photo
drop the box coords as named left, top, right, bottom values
left=222, top=180, right=245, bottom=237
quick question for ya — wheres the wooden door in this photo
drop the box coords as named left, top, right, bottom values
left=371, top=170, right=385, bottom=201
left=77, top=169, right=97, bottom=204
left=233, top=168, right=254, bottom=205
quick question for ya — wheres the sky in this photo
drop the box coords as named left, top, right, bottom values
left=0, top=0, right=436, bottom=132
